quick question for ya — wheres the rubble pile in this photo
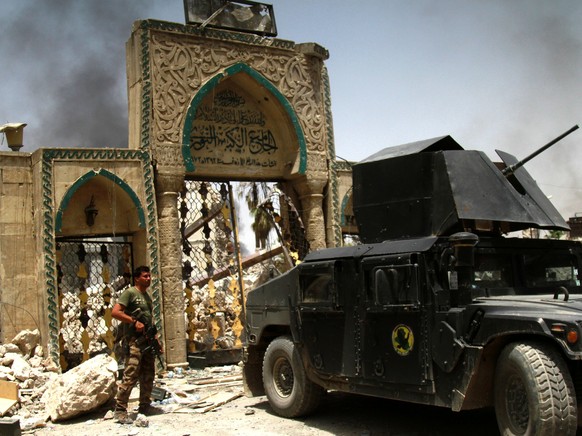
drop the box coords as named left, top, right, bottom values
left=0, top=329, right=118, bottom=430
left=0, top=330, right=59, bottom=418
left=0, top=328, right=246, bottom=432
left=186, top=262, right=279, bottom=351
left=152, top=364, right=243, bottom=414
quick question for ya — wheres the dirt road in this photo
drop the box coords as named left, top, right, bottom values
left=23, top=369, right=503, bottom=436
left=26, top=392, right=503, bottom=436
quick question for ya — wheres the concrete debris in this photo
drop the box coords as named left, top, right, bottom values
left=7, top=353, right=33, bottom=382
left=11, top=329, right=40, bottom=358
left=187, top=263, right=276, bottom=352
left=41, top=353, right=117, bottom=422
left=133, top=413, right=149, bottom=427
left=0, top=329, right=118, bottom=430
left=0, top=328, right=245, bottom=431
left=0, top=330, right=57, bottom=430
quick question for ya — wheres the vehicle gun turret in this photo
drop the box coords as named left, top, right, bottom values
left=353, top=126, right=579, bottom=243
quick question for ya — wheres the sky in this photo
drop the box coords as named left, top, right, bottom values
left=1, top=0, right=582, bottom=219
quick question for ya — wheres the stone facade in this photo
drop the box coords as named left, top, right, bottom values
left=0, top=148, right=158, bottom=366
left=0, top=152, right=36, bottom=343
left=37, top=149, right=158, bottom=366
left=126, top=20, right=340, bottom=367
left=0, top=18, right=347, bottom=369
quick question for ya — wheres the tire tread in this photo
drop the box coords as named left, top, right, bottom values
left=262, top=336, right=324, bottom=418
left=495, top=341, right=577, bottom=436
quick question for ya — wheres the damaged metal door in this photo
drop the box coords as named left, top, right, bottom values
left=180, top=180, right=310, bottom=363
left=180, top=181, right=245, bottom=361
left=56, top=239, right=133, bottom=371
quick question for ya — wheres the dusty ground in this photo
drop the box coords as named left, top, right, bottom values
left=13, top=364, right=582, bottom=435
left=14, top=363, right=506, bottom=436
left=23, top=391, right=503, bottom=436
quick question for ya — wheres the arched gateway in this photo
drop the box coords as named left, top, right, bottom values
left=127, top=19, right=341, bottom=367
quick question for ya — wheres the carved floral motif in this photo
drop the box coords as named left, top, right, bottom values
left=149, top=31, right=326, bottom=153
left=153, top=143, right=185, bottom=169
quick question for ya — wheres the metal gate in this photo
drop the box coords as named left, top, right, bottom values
left=179, top=180, right=310, bottom=361
left=56, top=239, right=132, bottom=370
left=180, top=181, right=245, bottom=357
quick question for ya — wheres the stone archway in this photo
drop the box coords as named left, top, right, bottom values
left=171, top=63, right=316, bottom=362
left=128, top=20, right=336, bottom=367
left=182, top=62, right=307, bottom=180
left=56, top=169, right=145, bottom=235
left=53, top=170, right=149, bottom=370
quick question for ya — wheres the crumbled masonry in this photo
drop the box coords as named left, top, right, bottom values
left=0, top=329, right=243, bottom=432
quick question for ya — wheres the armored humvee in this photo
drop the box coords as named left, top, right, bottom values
left=243, top=128, right=581, bottom=435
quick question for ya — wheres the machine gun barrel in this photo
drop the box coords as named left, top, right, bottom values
left=502, top=124, right=579, bottom=176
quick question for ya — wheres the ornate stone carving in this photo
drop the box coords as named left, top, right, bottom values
left=322, top=65, right=342, bottom=247
left=154, top=171, right=188, bottom=366
left=292, top=176, right=328, bottom=251
left=149, top=30, right=326, bottom=154
left=153, top=143, right=186, bottom=170
left=132, top=21, right=334, bottom=367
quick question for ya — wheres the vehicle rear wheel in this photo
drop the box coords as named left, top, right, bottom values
left=494, top=341, right=577, bottom=436
left=262, top=336, right=324, bottom=417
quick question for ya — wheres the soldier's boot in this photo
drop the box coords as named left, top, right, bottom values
left=113, top=409, right=134, bottom=424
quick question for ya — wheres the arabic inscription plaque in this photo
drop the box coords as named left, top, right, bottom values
left=189, top=86, right=297, bottom=179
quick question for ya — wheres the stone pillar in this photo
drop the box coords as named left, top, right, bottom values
left=155, top=170, right=188, bottom=368
left=293, top=177, right=328, bottom=251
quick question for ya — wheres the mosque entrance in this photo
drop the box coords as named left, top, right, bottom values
left=179, top=179, right=308, bottom=363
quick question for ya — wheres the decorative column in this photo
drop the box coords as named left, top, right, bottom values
left=293, top=177, right=328, bottom=251
left=155, top=168, right=188, bottom=368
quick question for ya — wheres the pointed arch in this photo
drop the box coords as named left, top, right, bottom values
left=182, top=63, right=307, bottom=174
left=55, top=169, right=145, bottom=232
left=341, top=190, right=353, bottom=226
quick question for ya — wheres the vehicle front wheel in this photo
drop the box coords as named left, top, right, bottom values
left=262, top=336, right=324, bottom=418
left=494, top=341, right=577, bottom=436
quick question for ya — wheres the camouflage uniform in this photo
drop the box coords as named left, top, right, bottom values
left=115, top=336, right=156, bottom=411
left=114, top=285, right=156, bottom=413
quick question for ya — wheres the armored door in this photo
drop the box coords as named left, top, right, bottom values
left=360, top=255, right=431, bottom=390
left=296, top=260, right=346, bottom=375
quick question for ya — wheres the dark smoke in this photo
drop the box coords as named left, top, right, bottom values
left=0, top=0, right=157, bottom=149
left=497, top=3, right=582, bottom=220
